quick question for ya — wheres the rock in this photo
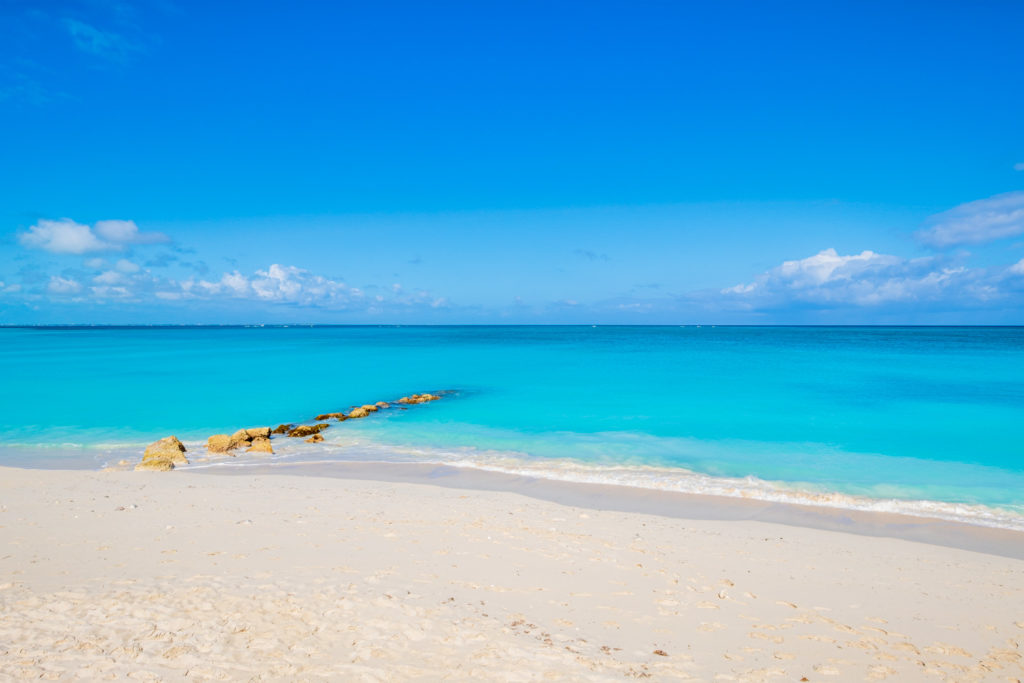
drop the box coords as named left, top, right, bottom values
left=141, top=436, right=188, bottom=466
left=247, top=436, right=274, bottom=454
left=207, top=434, right=236, bottom=453
left=375, top=401, right=390, bottom=408
left=315, top=412, right=348, bottom=421
left=230, top=428, right=252, bottom=444
left=361, top=404, right=379, bottom=412
left=135, top=459, right=174, bottom=472
left=271, top=424, right=293, bottom=435
left=397, top=393, right=441, bottom=405
left=305, top=433, right=324, bottom=443
left=244, top=427, right=271, bottom=440
left=287, top=423, right=329, bottom=438
left=347, top=407, right=370, bottom=418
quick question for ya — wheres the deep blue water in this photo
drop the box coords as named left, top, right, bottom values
left=1, top=326, right=1022, bottom=527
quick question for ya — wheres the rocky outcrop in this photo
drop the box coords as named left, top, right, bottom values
left=135, top=458, right=175, bottom=471
left=347, top=407, right=370, bottom=418
left=136, top=436, right=187, bottom=471
left=375, top=401, right=390, bottom=408
left=361, top=404, right=379, bottom=412
left=305, top=433, right=324, bottom=443
left=397, top=393, right=441, bottom=405
left=271, top=424, right=293, bottom=435
left=207, top=434, right=235, bottom=453
left=247, top=436, right=274, bottom=454
left=315, top=412, right=348, bottom=421
left=208, top=427, right=272, bottom=454
left=287, top=423, right=329, bottom=438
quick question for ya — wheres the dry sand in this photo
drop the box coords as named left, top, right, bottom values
left=1, top=464, right=1022, bottom=681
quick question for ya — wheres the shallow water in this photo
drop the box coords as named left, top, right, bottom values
left=1, top=325, right=1022, bottom=528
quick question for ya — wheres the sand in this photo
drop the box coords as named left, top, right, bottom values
left=1, top=465, right=1022, bottom=681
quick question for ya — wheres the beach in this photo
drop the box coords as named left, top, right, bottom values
left=2, top=464, right=1022, bottom=681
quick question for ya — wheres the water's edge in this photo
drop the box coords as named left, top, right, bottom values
left=186, top=460, right=1024, bottom=560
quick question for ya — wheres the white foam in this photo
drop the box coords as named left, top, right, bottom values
left=177, top=434, right=1024, bottom=532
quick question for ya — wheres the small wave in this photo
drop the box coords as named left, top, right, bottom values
left=177, top=434, right=1024, bottom=532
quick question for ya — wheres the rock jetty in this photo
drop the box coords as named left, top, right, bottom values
left=137, top=391, right=448, bottom=471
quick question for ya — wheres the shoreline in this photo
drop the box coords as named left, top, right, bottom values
left=189, top=459, right=1024, bottom=560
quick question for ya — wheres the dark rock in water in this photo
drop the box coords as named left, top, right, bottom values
left=305, top=433, right=324, bottom=443
left=272, top=424, right=293, bottom=435
left=288, top=423, right=329, bottom=438
left=137, top=435, right=187, bottom=471
left=315, top=412, right=348, bottom=421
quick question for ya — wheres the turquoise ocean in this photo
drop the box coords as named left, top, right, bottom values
left=1, top=325, right=1023, bottom=529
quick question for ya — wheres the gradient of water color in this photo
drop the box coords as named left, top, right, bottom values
left=1, top=326, right=1022, bottom=528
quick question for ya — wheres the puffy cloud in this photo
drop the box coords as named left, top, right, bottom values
left=115, top=259, right=141, bottom=273
left=18, top=218, right=169, bottom=254
left=93, top=270, right=125, bottom=285
left=1010, top=258, right=1024, bottom=276
left=19, top=219, right=107, bottom=254
left=722, top=248, right=996, bottom=308
left=917, top=191, right=1024, bottom=247
left=47, top=276, right=82, bottom=295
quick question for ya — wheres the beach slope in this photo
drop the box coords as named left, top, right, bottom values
left=1, top=466, right=1022, bottom=680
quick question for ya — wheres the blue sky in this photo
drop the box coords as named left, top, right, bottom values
left=1, top=0, right=1023, bottom=324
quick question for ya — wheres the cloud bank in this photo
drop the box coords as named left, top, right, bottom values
left=720, top=248, right=1019, bottom=310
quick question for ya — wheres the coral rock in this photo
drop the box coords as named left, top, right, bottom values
left=247, top=436, right=274, bottom=454
left=244, top=427, right=271, bottom=440
left=315, top=412, right=348, bottom=421
left=135, top=458, right=175, bottom=472
left=142, top=435, right=188, bottom=463
left=347, top=407, right=370, bottom=418
left=397, top=393, right=441, bottom=405
left=207, top=434, right=237, bottom=454
left=305, top=433, right=324, bottom=443
left=271, top=424, right=293, bottom=435
left=361, top=404, right=379, bottom=412
left=288, top=423, right=329, bottom=438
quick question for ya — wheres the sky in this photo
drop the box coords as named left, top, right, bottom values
left=1, top=0, right=1023, bottom=324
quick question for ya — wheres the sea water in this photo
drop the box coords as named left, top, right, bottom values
left=1, top=325, right=1022, bottom=529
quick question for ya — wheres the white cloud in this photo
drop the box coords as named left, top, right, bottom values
left=721, top=248, right=994, bottom=308
left=93, top=270, right=125, bottom=285
left=1010, top=258, right=1024, bottom=276
left=917, top=191, right=1024, bottom=247
left=47, top=276, right=82, bottom=295
left=19, top=219, right=108, bottom=254
left=95, top=220, right=169, bottom=245
left=115, top=259, right=141, bottom=273
left=85, top=257, right=107, bottom=269
left=18, top=218, right=169, bottom=254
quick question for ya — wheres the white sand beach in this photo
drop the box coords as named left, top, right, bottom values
left=1, top=464, right=1023, bottom=681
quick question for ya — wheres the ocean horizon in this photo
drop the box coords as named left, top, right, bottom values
left=2, top=324, right=1022, bottom=530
